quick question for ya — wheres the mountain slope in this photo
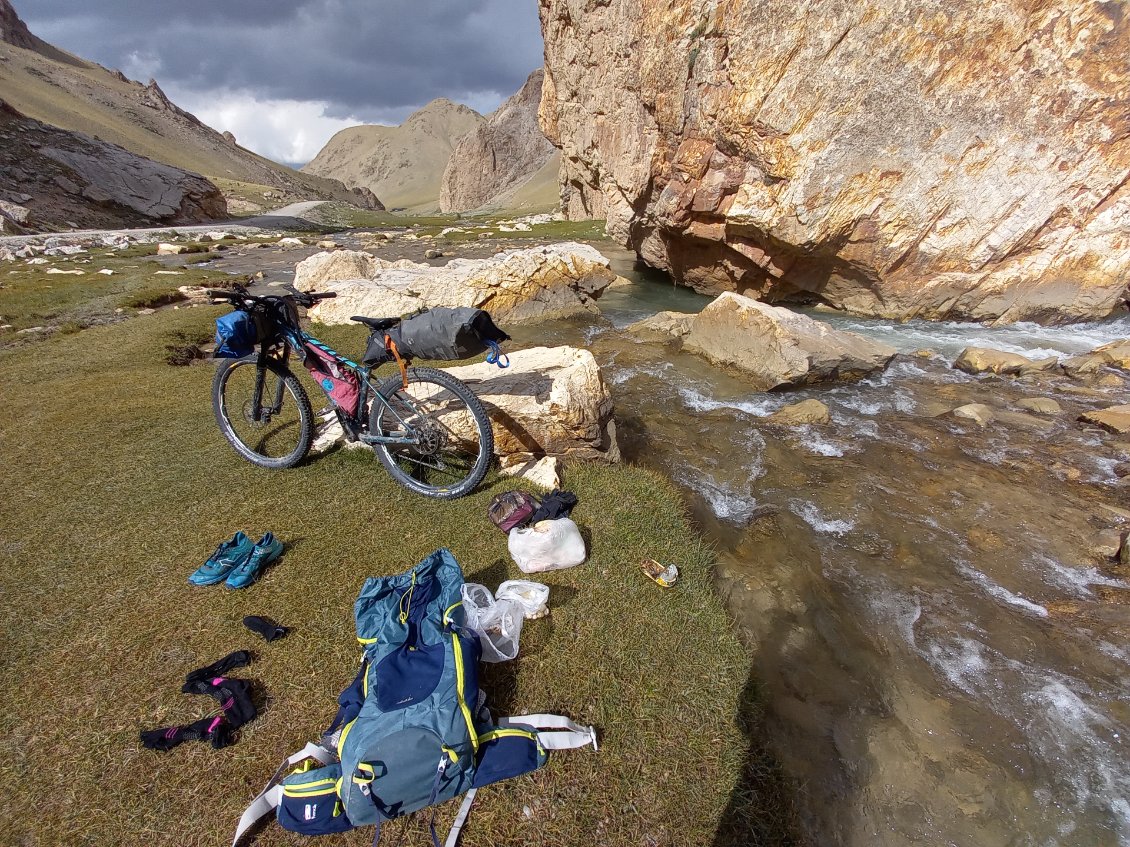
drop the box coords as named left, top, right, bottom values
left=0, top=0, right=379, bottom=211
left=440, top=69, right=558, bottom=213
left=0, top=98, right=226, bottom=231
left=302, top=99, right=483, bottom=213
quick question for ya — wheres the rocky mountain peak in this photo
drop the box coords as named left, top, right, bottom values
left=0, top=0, right=36, bottom=50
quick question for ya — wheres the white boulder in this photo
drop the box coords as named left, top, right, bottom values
left=297, top=243, right=615, bottom=325
left=683, top=292, right=896, bottom=390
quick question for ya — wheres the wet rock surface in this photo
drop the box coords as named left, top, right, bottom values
left=683, top=292, right=897, bottom=389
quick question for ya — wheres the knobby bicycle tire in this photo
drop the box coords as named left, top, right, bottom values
left=369, top=366, right=493, bottom=499
left=212, top=356, right=314, bottom=469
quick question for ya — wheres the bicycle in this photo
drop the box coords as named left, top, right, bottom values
left=206, top=284, right=494, bottom=499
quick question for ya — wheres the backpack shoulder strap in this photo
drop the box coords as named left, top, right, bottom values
left=499, top=713, right=599, bottom=751
left=232, top=741, right=337, bottom=846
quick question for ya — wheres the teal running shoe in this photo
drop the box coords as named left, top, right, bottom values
left=189, top=532, right=255, bottom=586
left=225, top=532, right=284, bottom=589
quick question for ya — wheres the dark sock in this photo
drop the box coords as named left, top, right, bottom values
left=140, top=715, right=224, bottom=752
left=183, top=650, right=253, bottom=685
left=243, top=615, right=288, bottom=643
left=181, top=676, right=258, bottom=729
left=529, top=489, right=579, bottom=523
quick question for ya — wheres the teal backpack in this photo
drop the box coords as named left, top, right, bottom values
left=233, top=549, right=597, bottom=846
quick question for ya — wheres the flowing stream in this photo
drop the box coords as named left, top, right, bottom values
left=514, top=243, right=1130, bottom=846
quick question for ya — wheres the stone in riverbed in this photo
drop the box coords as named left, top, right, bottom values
left=297, top=243, right=615, bottom=326
left=625, top=310, right=695, bottom=339
left=157, top=243, right=185, bottom=255
left=953, top=347, right=1032, bottom=376
left=1093, top=340, right=1130, bottom=370
left=1079, top=405, right=1130, bottom=434
left=1061, top=353, right=1107, bottom=378
left=951, top=404, right=995, bottom=426
left=767, top=399, right=831, bottom=426
left=683, top=292, right=896, bottom=390
left=1014, top=397, right=1062, bottom=415
left=1018, top=357, right=1061, bottom=377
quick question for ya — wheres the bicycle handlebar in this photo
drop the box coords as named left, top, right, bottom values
left=205, top=286, right=337, bottom=308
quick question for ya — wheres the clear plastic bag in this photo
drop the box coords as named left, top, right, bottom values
left=461, top=583, right=524, bottom=663
left=496, top=580, right=550, bottom=619
left=507, top=518, right=586, bottom=573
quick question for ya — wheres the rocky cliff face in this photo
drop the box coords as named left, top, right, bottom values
left=0, top=99, right=226, bottom=230
left=303, top=100, right=484, bottom=212
left=539, top=0, right=1130, bottom=324
left=439, top=69, right=558, bottom=212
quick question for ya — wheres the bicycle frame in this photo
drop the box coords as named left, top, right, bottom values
left=258, top=325, right=422, bottom=448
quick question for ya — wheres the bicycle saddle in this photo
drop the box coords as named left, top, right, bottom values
left=350, top=315, right=400, bottom=330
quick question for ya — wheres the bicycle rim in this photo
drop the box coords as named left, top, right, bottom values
left=215, top=359, right=311, bottom=467
left=371, top=368, right=492, bottom=498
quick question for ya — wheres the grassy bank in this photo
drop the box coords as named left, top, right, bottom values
left=0, top=301, right=790, bottom=846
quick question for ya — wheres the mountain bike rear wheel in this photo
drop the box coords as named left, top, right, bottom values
left=213, top=356, right=314, bottom=469
left=370, top=366, right=493, bottom=499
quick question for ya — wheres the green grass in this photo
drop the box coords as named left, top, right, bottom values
left=0, top=256, right=229, bottom=334
left=0, top=306, right=786, bottom=847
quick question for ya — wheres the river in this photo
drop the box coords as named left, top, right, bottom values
left=513, top=243, right=1130, bottom=847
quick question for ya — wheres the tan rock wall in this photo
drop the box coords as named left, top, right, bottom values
left=539, top=0, right=1130, bottom=323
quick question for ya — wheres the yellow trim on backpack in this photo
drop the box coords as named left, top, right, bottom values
left=282, top=777, right=338, bottom=797
left=451, top=632, right=479, bottom=752
left=337, top=718, right=357, bottom=758
left=479, top=728, right=539, bottom=744
left=443, top=600, right=462, bottom=625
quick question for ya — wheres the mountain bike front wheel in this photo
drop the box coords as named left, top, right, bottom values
left=213, top=356, right=314, bottom=469
left=370, top=366, right=493, bottom=499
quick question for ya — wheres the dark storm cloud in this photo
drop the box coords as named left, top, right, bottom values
left=22, top=0, right=544, bottom=120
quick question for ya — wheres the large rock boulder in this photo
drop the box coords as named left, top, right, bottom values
left=683, top=292, right=896, bottom=389
left=300, top=243, right=615, bottom=325
left=314, top=346, right=619, bottom=465
left=439, top=69, right=558, bottom=213
left=445, top=346, right=619, bottom=464
left=539, top=0, right=1130, bottom=324
left=953, top=347, right=1033, bottom=375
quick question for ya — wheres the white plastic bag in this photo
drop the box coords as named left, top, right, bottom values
left=460, top=583, right=523, bottom=663
left=496, top=580, right=550, bottom=619
left=507, top=518, right=586, bottom=573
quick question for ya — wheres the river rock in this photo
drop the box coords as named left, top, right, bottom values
left=1092, top=340, right=1130, bottom=371
left=683, top=292, right=896, bottom=390
left=300, top=243, right=615, bottom=325
left=951, top=403, right=995, bottom=426
left=443, top=346, right=619, bottom=464
left=1014, top=397, right=1062, bottom=415
left=1018, top=357, right=1061, bottom=377
left=1079, top=405, right=1130, bottom=434
left=540, top=0, right=1130, bottom=324
left=767, top=399, right=831, bottom=426
left=157, top=243, right=186, bottom=255
left=294, top=250, right=382, bottom=288
left=1061, top=353, right=1108, bottom=378
left=625, top=310, right=695, bottom=339
left=953, top=347, right=1031, bottom=376
left=439, top=69, right=557, bottom=212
